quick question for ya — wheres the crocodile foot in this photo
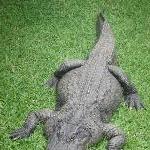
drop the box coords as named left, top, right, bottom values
left=10, top=127, right=30, bottom=140
left=125, top=93, right=145, bottom=110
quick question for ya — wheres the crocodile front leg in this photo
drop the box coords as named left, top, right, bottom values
left=103, top=123, right=125, bottom=150
left=10, top=109, right=56, bottom=140
left=45, top=60, right=85, bottom=88
left=108, top=65, right=144, bottom=110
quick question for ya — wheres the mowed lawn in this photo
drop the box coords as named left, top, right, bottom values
left=0, top=0, right=150, bottom=149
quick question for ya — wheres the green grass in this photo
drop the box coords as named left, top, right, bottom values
left=0, top=0, right=150, bottom=149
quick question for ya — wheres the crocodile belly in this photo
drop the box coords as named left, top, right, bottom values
left=56, top=69, right=82, bottom=107
left=96, top=74, right=123, bottom=114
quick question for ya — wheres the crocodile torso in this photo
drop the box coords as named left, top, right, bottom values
left=57, top=58, right=122, bottom=127
left=10, top=14, right=144, bottom=150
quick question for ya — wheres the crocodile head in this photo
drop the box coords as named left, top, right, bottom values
left=48, top=124, right=92, bottom=150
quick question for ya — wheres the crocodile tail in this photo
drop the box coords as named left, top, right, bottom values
left=88, top=12, right=116, bottom=65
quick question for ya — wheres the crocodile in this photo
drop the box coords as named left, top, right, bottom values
left=10, top=14, right=144, bottom=150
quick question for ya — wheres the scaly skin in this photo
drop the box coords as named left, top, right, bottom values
left=10, top=14, right=144, bottom=150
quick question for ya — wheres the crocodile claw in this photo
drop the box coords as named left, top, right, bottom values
left=125, top=93, right=145, bottom=110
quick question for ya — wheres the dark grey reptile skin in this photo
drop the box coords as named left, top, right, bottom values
left=10, top=14, right=144, bottom=150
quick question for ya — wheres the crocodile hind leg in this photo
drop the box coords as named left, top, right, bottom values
left=45, top=60, right=85, bottom=88
left=103, top=123, right=125, bottom=150
left=10, top=109, right=56, bottom=140
left=108, top=65, right=144, bottom=110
